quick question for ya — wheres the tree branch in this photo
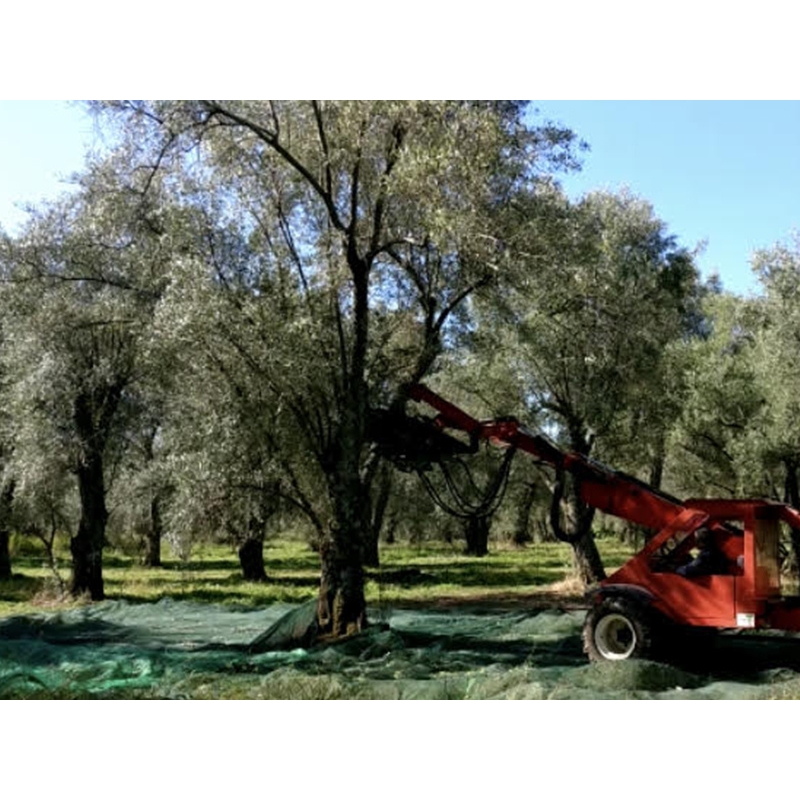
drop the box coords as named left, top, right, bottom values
left=202, top=101, right=347, bottom=233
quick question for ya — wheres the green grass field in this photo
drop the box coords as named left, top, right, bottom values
left=0, top=536, right=638, bottom=618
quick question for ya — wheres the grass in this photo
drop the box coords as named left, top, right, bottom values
left=4, top=536, right=800, bottom=699
left=0, top=535, right=637, bottom=619
left=0, top=536, right=633, bottom=699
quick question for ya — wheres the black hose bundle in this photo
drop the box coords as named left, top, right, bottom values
left=416, top=446, right=516, bottom=520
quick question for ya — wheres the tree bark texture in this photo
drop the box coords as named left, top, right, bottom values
left=0, top=530, right=10, bottom=580
left=314, top=333, right=370, bottom=638
left=648, top=446, right=665, bottom=491
left=70, top=390, right=118, bottom=601
left=784, top=461, right=800, bottom=574
left=363, top=463, right=392, bottom=568
left=71, top=453, right=108, bottom=600
left=551, top=480, right=606, bottom=584
left=513, top=482, right=536, bottom=545
left=317, top=536, right=366, bottom=639
left=464, top=515, right=490, bottom=556
left=237, top=486, right=280, bottom=581
left=142, top=493, right=163, bottom=568
left=558, top=435, right=607, bottom=586
left=572, top=533, right=607, bottom=586
left=238, top=536, right=267, bottom=582
left=0, top=481, right=13, bottom=579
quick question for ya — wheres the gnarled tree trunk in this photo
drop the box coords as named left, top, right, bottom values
left=364, top=462, right=392, bottom=568
left=314, top=253, right=371, bottom=639
left=0, top=480, right=14, bottom=579
left=784, top=460, right=800, bottom=574
left=572, top=535, right=606, bottom=585
left=238, top=536, right=267, bottom=582
left=70, top=387, right=122, bottom=601
left=142, top=493, right=163, bottom=568
left=551, top=431, right=606, bottom=586
left=0, top=530, right=9, bottom=580
left=237, top=485, right=280, bottom=582
left=316, top=423, right=369, bottom=639
left=317, top=536, right=366, bottom=639
left=71, top=451, right=108, bottom=600
left=464, top=514, right=490, bottom=556
left=513, top=482, right=536, bottom=545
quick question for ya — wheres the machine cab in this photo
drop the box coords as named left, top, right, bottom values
left=601, top=500, right=789, bottom=630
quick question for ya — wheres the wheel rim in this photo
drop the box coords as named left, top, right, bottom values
left=594, top=613, right=636, bottom=660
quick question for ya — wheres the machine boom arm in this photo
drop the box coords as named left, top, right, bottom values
left=404, top=384, right=800, bottom=645
left=409, top=384, right=686, bottom=533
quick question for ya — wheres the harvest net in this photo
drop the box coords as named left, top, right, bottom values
left=2, top=598, right=800, bottom=698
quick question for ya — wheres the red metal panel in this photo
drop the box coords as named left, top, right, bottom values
left=607, top=558, right=737, bottom=626
left=580, top=481, right=685, bottom=531
left=408, top=385, right=483, bottom=435
left=601, top=509, right=741, bottom=625
left=764, top=604, right=800, bottom=631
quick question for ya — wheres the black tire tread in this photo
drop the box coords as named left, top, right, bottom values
left=583, top=596, right=656, bottom=662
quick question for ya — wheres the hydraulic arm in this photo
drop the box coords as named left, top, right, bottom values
left=407, top=383, right=687, bottom=533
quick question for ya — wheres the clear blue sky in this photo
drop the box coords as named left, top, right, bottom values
left=533, top=101, right=800, bottom=295
left=0, top=101, right=97, bottom=231
left=2, top=101, right=799, bottom=296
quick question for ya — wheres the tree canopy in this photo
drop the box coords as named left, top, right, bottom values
left=2, top=100, right=800, bottom=636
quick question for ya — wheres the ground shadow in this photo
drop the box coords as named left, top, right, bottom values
left=665, top=628, right=800, bottom=679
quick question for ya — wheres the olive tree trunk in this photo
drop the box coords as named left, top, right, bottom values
left=513, top=482, right=536, bottom=545
left=364, top=463, right=392, bottom=568
left=316, top=412, right=369, bottom=638
left=784, top=460, right=800, bottom=574
left=464, top=515, right=491, bottom=556
left=70, top=388, right=122, bottom=600
left=0, top=481, right=13, bottom=579
left=238, top=536, right=267, bottom=582
left=558, top=431, right=607, bottom=586
left=71, top=451, right=108, bottom=600
left=572, top=535, right=606, bottom=586
left=142, top=493, right=163, bottom=568
left=0, top=531, right=9, bottom=579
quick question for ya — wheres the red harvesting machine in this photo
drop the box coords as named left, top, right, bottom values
left=388, top=384, right=800, bottom=662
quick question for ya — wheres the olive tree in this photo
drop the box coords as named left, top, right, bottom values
left=93, top=100, right=582, bottom=636
left=0, top=370, right=13, bottom=579
left=476, top=188, right=702, bottom=584
left=665, top=291, right=769, bottom=499
left=751, top=235, right=800, bottom=510
left=151, top=276, right=292, bottom=579
left=0, top=159, right=175, bottom=598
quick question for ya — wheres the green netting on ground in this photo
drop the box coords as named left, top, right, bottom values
left=2, top=598, right=800, bottom=698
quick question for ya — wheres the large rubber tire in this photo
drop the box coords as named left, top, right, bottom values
left=583, top=597, right=655, bottom=662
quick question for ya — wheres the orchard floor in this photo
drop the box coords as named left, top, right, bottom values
left=3, top=597, right=800, bottom=698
